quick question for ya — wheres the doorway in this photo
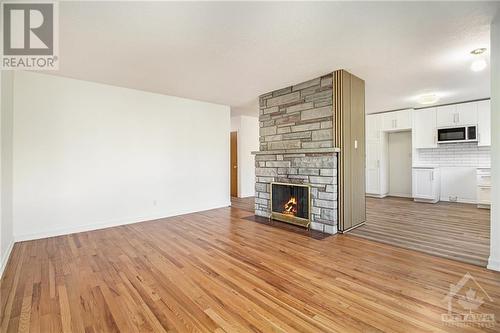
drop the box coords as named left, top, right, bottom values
left=388, top=131, right=412, bottom=197
left=230, top=131, right=238, bottom=197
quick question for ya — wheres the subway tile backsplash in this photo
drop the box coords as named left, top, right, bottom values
left=415, top=143, right=491, bottom=168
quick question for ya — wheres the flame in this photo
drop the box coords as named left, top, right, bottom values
left=283, top=196, right=298, bottom=215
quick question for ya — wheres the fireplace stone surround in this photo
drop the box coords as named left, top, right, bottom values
left=252, top=74, right=339, bottom=234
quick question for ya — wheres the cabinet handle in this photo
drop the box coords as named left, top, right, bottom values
left=457, top=113, right=460, bottom=123
left=431, top=171, right=434, bottom=181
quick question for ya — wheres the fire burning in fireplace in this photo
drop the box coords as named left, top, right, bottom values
left=283, top=196, right=298, bottom=215
left=271, top=183, right=310, bottom=227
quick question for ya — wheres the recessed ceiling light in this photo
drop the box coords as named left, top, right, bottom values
left=417, top=93, right=439, bottom=105
left=471, top=48, right=487, bottom=55
left=471, top=59, right=487, bottom=72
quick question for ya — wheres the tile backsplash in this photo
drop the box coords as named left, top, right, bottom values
left=415, top=143, right=491, bottom=168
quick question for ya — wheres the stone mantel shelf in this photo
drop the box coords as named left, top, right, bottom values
left=251, top=147, right=340, bottom=155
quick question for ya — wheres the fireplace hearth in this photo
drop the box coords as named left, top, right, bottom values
left=271, top=182, right=310, bottom=228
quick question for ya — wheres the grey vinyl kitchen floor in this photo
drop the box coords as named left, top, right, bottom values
left=350, top=196, right=491, bottom=267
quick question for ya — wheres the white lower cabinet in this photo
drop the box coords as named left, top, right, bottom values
left=412, top=167, right=440, bottom=203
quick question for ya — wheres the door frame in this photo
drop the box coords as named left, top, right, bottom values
left=230, top=131, right=238, bottom=197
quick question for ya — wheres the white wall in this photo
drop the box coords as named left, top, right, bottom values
left=230, top=115, right=259, bottom=198
left=1, top=70, right=15, bottom=277
left=13, top=71, right=230, bottom=241
left=489, top=13, right=500, bottom=271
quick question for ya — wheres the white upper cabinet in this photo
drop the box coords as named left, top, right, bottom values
left=366, top=113, right=381, bottom=141
left=413, top=108, right=437, bottom=149
left=436, top=102, right=477, bottom=127
left=396, top=109, right=413, bottom=129
left=456, top=102, right=478, bottom=125
left=436, top=105, right=457, bottom=127
left=477, top=100, right=491, bottom=147
left=381, top=109, right=412, bottom=131
left=381, top=112, right=397, bottom=131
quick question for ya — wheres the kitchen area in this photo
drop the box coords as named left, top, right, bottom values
left=352, top=99, right=492, bottom=266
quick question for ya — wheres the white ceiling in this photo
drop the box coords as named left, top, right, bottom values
left=53, top=2, right=499, bottom=116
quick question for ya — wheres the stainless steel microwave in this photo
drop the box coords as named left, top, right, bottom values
left=437, top=125, right=477, bottom=143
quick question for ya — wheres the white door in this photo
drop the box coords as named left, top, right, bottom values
left=412, top=169, right=434, bottom=199
left=366, top=141, right=380, bottom=194
left=413, top=108, right=437, bottom=149
left=456, top=102, right=478, bottom=125
left=388, top=131, right=412, bottom=197
left=477, top=100, right=491, bottom=146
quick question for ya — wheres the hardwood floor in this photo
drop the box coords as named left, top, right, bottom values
left=1, top=206, right=500, bottom=332
left=351, top=197, right=491, bottom=267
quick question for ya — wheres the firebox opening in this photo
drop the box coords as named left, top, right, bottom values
left=271, top=183, right=310, bottom=227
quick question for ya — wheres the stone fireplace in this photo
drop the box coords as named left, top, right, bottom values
left=253, top=74, right=339, bottom=234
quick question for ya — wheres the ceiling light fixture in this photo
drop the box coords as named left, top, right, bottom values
left=417, top=93, right=439, bottom=105
left=470, top=48, right=487, bottom=55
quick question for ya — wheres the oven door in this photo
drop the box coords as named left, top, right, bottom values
left=437, top=127, right=466, bottom=143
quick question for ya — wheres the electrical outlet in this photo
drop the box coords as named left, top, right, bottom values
left=449, top=196, right=458, bottom=202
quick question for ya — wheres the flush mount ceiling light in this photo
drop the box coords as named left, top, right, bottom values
left=470, top=48, right=487, bottom=72
left=470, top=48, right=487, bottom=55
left=417, top=93, right=439, bottom=105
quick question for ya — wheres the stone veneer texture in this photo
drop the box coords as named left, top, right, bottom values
left=255, top=74, right=338, bottom=233
left=258, top=75, right=334, bottom=151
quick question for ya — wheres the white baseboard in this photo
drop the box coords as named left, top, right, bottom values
left=487, top=257, right=500, bottom=272
left=366, top=193, right=388, bottom=198
left=14, top=202, right=232, bottom=242
left=0, top=240, right=15, bottom=279
left=388, top=192, right=412, bottom=198
left=238, top=194, right=255, bottom=198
